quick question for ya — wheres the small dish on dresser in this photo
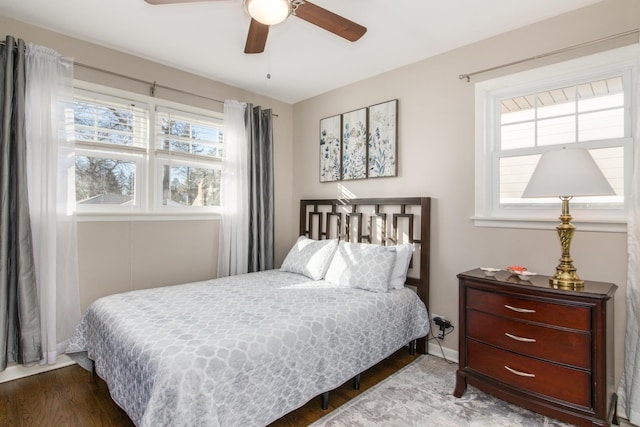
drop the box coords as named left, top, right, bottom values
left=517, top=271, right=537, bottom=281
left=506, top=265, right=527, bottom=275
left=480, top=267, right=500, bottom=277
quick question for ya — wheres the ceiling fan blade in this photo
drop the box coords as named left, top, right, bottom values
left=244, top=19, right=270, bottom=54
left=294, top=1, right=366, bottom=42
left=144, top=0, right=225, bottom=4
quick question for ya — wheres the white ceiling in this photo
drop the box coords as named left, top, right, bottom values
left=0, top=0, right=604, bottom=104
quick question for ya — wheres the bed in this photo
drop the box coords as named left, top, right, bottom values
left=66, top=197, right=431, bottom=426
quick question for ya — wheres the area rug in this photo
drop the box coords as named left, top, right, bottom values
left=310, top=355, right=574, bottom=427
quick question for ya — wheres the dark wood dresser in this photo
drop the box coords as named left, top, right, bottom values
left=454, top=268, right=617, bottom=427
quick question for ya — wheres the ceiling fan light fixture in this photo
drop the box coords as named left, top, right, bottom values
left=245, top=0, right=291, bottom=26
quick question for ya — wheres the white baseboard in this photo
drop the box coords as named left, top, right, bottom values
left=427, top=341, right=459, bottom=363
left=0, top=355, right=76, bottom=384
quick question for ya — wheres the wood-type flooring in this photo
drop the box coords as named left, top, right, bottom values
left=0, top=348, right=419, bottom=427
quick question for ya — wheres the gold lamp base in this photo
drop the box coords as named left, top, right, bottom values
left=549, top=269, right=584, bottom=290
left=549, top=197, right=584, bottom=291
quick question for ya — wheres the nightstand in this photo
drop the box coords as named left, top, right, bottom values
left=453, top=268, right=617, bottom=427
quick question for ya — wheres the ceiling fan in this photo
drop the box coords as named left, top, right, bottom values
left=144, top=0, right=367, bottom=54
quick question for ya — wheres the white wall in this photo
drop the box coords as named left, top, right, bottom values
left=292, top=0, right=639, bottom=386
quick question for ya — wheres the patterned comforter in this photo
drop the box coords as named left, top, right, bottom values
left=66, top=270, right=430, bottom=426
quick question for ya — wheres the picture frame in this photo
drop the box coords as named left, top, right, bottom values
left=319, top=99, right=399, bottom=182
left=341, top=107, right=368, bottom=180
left=319, top=114, right=342, bottom=182
left=368, top=99, right=398, bottom=178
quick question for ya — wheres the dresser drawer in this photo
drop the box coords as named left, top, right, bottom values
left=467, top=340, right=591, bottom=407
left=467, top=310, right=591, bottom=369
left=467, top=287, right=591, bottom=331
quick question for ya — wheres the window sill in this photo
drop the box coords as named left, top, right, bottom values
left=77, top=212, right=220, bottom=222
left=472, top=216, right=627, bottom=233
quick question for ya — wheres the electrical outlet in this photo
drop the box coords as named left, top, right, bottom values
left=430, top=313, right=444, bottom=322
left=431, top=315, right=453, bottom=340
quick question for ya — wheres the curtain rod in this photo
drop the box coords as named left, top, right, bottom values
left=75, top=61, right=278, bottom=116
left=75, top=61, right=226, bottom=104
left=459, top=28, right=640, bottom=82
left=2, top=40, right=278, bottom=116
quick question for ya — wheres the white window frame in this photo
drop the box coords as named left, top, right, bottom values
left=73, top=87, right=149, bottom=215
left=473, top=44, right=639, bottom=233
left=154, top=106, right=223, bottom=213
left=72, top=81, right=224, bottom=220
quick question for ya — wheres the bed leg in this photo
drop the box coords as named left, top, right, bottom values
left=353, top=374, right=361, bottom=390
left=409, top=339, right=417, bottom=355
left=321, top=391, right=329, bottom=410
left=90, top=362, right=98, bottom=383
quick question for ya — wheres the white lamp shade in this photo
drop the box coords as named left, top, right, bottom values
left=245, top=0, right=291, bottom=25
left=522, top=148, right=615, bottom=198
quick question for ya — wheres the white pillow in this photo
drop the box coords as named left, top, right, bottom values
left=324, top=241, right=396, bottom=292
left=389, top=243, right=414, bottom=290
left=280, top=236, right=338, bottom=280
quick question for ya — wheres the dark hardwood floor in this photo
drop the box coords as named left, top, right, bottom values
left=0, top=348, right=419, bottom=427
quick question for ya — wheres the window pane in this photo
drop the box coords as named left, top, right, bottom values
left=579, top=93, right=624, bottom=112
left=75, top=155, right=135, bottom=205
left=162, top=165, right=221, bottom=207
left=157, top=109, right=223, bottom=159
left=499, top=154, right=540, bottom=206
left=589, top=147, right=624, bottom=203
left=501, top=107, right=534, bottom=125
left=537, top=101, right=575, bottom=119
left=192, top=124, right=218, bottom=141
left=537, top=116, right=576, bottom=146
left=501, top=122, right=535, bottom=150
left=578, top=108, right=625, bottom=141
left=537, top=86, right=576, bottom=119
left=73, top=98, right=147, bottom=147
left=577, top=77, right=623, bottom=112
left=192, top=143, right=220, bottom=157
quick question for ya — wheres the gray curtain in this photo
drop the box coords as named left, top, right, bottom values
left=0, top=35, right=41, bottom=371
left=246, top=105, right=274, bottom=272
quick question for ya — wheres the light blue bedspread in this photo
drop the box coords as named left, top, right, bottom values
left=67, top=270, right=429, bottom=426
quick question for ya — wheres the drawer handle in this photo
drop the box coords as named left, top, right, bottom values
left=504, top=365, right=536, bottom=378
left=504, top=304, right=536, bottom=314
left=505, top=332, right=536, bottom=343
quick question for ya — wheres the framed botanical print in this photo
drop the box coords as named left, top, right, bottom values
left=319, top=114, right=342, bottom=182
left=341, top=107, right=368, bottom=180
left=368, top=99, right=398, bottom=178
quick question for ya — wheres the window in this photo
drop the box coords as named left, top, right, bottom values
left=70, top=83, right=223, bottom=217
left=474, top=45, right=638, bottom=232
left=155, top=107, right=223, bottom=209
left=73, top=91, right=147, bottom=212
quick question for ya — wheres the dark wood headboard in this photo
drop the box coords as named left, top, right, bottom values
left=299, top=197, right=431, bottom=352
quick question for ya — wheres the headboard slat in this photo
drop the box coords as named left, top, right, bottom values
left=368, top=213, right=387, bottom=245
left=325, top=212, right=341, bottom=240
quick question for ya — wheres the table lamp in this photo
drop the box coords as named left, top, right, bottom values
left=521, top=147, right=615, bottom=289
